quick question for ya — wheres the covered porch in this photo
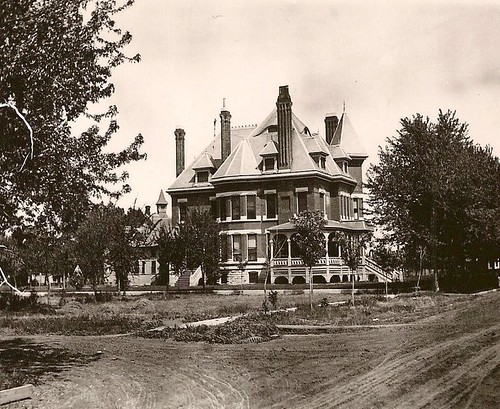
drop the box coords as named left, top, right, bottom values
left=268, top=220, right=394, bottom=284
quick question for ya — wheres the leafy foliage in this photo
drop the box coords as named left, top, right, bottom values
left=183, top=209, right=221, bottom=287
left=144, top=315, right=280, bottom=344
left=290, top=210, right=326, bottom=268
left=367, top=110, right=500, bottom=286
left=73, top=204, right=147, bottom=292
left=0, top=0, right=145, bottom=233
left=291, top=210, right=326, bottom=309
left=155, top=224, right=185, bottom=286
left=335, top=232, right=372, bottom=275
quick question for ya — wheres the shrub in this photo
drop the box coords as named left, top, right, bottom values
left=0, top=292, right=53, bottom=314
left=144, top=315, right=280, bottom=344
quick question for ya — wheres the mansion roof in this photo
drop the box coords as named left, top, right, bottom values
left=168, top=102, right=366, bottom=193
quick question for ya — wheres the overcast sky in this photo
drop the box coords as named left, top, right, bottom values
left=98, top=0, right=500, bottom=212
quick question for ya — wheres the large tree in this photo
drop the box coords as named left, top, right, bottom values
left=155, top=224, right=185, bottom=287
left=183, top=209, right=221, bottom=288
left=335, top=231, right=371, bottom=306
left=291, top=210, right=326, bottom=309
left=0, top=0, right=145, bottom=233
left=73, top=204, right=146, bottom=293
left=367, top=110, right=500, bottom=290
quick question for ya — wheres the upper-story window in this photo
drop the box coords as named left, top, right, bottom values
left=247, top=234, right=257, bottom=261
left=353, top=197, right=363, bottom=220
left=179, top=201, right=187, bottom=223
left=266, top=193, right=277, bottom=219
left=232, top=234, right=241, bottom=261
left=319, top=192, right=325, bottom=216
left=247, top=195, right=256, bottom=219
left=297, top=191, right=308, bottom=213
left=231, top=196, right=240, bottom=220
left=339, top=194, right=351, bottom=221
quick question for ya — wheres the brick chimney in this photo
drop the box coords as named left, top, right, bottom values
left=325, top=114, right=339, bottom=145
left=220, top=100, right=231, bottom=162
left=175, top=128, right=185, bottom=177
left=276, top=85, right=293, bottom=169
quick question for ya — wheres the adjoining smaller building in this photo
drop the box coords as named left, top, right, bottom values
left=131, top=190, right=175, bottom=286
left=167, top=85, right=398, bottom=286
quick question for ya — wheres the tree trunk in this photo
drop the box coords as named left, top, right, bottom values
left=351, top=269, right=355, bottom=306
left=309, top=266, right=313, bottom=310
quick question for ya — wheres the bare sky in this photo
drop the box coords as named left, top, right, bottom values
left=100, top=0, right=500, bottom=212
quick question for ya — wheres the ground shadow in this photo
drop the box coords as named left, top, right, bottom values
left=0, top=338, right=100, bottom=390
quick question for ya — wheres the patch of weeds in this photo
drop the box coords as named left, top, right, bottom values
left=144, top=315, right=280, bottom=344
left=0, top=292, right=54, bottom=314
left=0, top=314, right=162, bottom=336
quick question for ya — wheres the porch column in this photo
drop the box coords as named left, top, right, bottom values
left=287, top=237, right=292, bottom=283
left=287, top=237, right=292, bottom=266
left=269, top=234, right=274, bottom=283
left=324, top=232, right=330, bottom=281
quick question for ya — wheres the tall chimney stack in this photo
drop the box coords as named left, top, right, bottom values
left=324, top=114, right=339, bottom=145
left=175, top=128, right=185, bottom=177
left=220, top=99, right=231, bottom=162
left=276, top=85, right=293, bottom=169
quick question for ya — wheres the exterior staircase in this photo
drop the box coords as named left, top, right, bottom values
left=176, top=266, right=203, bottom=289
left=363, top=257, right=401, bottom=282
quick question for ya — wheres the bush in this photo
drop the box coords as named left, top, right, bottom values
left=0, top=292, right=53, bottom=314
left=144, top=315, right=280, bottom=344
left=0, top=314, right=161, bottom=336
left=440, top=269, right=498, bottom=293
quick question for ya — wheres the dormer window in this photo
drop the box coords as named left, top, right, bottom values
left=311, top=153, right=327, bottom=170
left=264, top=157, right=276, bottom=171
left=342, top=161, right=348, bottom=173
left=259, top=140, right=279, bottom=172
left=196, top=170, right=209, bottom=183
left=192, top=152, right=216, bottom=184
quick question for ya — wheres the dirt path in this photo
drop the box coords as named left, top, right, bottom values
left=4, top=291, right=499, bottom=409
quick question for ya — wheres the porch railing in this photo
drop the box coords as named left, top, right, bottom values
left=272, top=256, right=343, bottom=266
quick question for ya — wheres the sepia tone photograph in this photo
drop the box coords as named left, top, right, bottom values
left=1, top=1, right=499, bottom=408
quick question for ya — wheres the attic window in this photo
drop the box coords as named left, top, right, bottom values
left=196, top=170, right=209, bottom=183
left=264, top=157, right=276, bottom=171
left=311, top=154, right=327, bottom=170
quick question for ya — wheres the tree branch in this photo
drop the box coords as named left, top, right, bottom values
left=0, top=101, right=34, bottom=171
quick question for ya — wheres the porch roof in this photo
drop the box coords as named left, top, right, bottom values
left=268, top=219, right=372, bottom=233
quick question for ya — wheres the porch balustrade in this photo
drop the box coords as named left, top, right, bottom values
left=272, top=256, right=344, bottom=267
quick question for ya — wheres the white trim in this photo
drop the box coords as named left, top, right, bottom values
left=177, top=198, right=187, bottom=203
left=295, top=187, right=308, bottom=193
left=216, top=191, right=255, bottom=198
left=264, top=189, right=276, bottom=194
left=221, top=229, right=263, bottom=235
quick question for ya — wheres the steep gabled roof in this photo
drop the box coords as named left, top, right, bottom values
left=331, top=112, right=368, bottom=158
left=259, top=140, right=278, bottom=156
left=213, top=138, right=260, bottom=178
left=156, top=189, right=168, bottom=205
left=210, top=108, right=347, bottom=181
left=192, top=151, right=216, bottom=170
left=168, top=126, right=254, bottom=191
left=169, top=107, right=360, bottom=191
left=329, top=145, right=351, bottom=161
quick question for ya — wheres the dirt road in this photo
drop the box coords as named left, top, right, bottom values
left=5, top=291, right=499, bottom=408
